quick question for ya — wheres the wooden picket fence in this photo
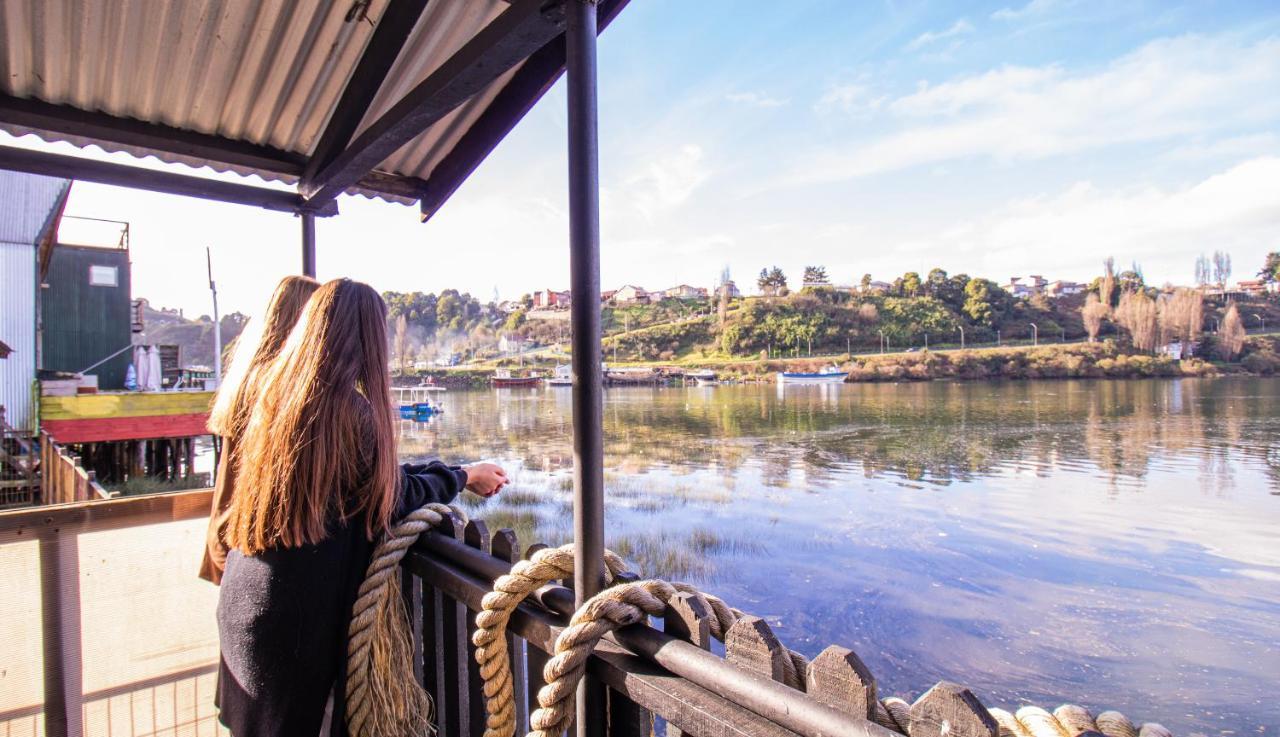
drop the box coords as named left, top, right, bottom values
left=405, top=513, right=1003, bottom=737
left=39, top=431, right=113, bottom=506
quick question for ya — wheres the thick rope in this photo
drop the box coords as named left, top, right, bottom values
left=345, top=503, right=468, bottom=737
left=472, top=543, right=810, bottom=737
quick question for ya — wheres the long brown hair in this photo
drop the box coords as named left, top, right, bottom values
left=208, top=275, right=319, bottom=438
left=227, top=279, right=399, bottom=553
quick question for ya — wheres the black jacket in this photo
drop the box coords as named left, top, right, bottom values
left=215, top=461, right=465, bottom=737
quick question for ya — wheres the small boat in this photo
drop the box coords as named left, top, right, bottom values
left=547, top=364, right=573, bottom=386
left=777, top=366, right=847, bottom=384
left=493, top=368, right=542, bottom=388
left=688, top=369, right=717, bottom=385
left=399, top=401, right=442, bottom=418
left=604, top=367, right=662, bottom=386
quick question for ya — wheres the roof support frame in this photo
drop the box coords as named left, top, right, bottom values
left=417, top=0, right=628, bottom=220
left=300, top=0, right=569, bottom=206
left=0, top=145, right=338, bottom=217
left=302, top=0, right=434, bottom=190
left=0, top=93, right=306, bottom=176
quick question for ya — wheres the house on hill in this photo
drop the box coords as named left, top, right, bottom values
left=714, top=280, right=741, bottom=299
left=1045, top=280, right=1085, bottom=297
left=613, top=285, right=650, bottom=304
left=1005, top=275, right=1049, bottom=298
left=532, top=288, right=570, bottom=309
left=662, top=284, right=708, bottom=300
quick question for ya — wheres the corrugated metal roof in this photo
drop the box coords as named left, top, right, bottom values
left=0, top=170, right=70, bottom=245
left=0, top=0, right=521, bottom=201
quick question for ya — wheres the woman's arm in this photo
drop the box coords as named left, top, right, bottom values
left=397, top=461, right=509, bottom=517
left=397, top=461, right=468, bottom=518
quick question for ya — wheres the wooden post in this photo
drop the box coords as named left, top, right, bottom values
left=401, top=566, right=424, bottom=685
left=39, top=530, right=83, bottom=737
left=664, top=591, right=712, bottom=737
left=524, top=542, right=551, bottom=722
left=436, top=513, right=468, bottom=737
left=807, top=645, right=877, bottom=722
left=909, top=682, right=998, bottom=737
left=464, top=519, right=491, bottom=737
left=725, top=616, right=789, bottom=684
left=491, top=528, right=529, bottom=734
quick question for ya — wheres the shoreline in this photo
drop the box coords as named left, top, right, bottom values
left=400, top=338, right=1280, bottom=387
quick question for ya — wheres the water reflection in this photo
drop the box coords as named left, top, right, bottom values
left=398, top=378, right=1280, bottom=734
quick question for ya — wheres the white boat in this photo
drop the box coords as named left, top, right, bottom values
left=547, top=364, right=573, bottom=386
left=777, top=366, right=847, bottom=384
left=694, top=377, right=719, bottom=386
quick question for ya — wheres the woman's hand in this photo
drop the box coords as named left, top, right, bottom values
left=463, top=462, right=508, bottom=498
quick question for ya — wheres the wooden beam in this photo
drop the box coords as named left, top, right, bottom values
left=303, top=0, right=433, bottom=185
left=0, top=92, right=305, bottom=175
left=0, top=145, right=338, bottom=216
left=419, top=0, right=629, bottom=220
left=300, top=0, right=568, bottom=205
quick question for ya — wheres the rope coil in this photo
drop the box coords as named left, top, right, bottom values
left=345, top=503, right=467, bottom=737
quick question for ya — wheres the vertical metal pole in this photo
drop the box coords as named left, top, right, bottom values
left=301, top=211, right=317, bottom=278
left=567, top=2, right=604, bottom=736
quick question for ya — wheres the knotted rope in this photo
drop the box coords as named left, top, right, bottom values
left=471, top=543, right=811, bottom=737
left=345, top=503, right=468, bottom=737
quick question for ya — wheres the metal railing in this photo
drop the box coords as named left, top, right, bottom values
left=1, top=489, right=1009, bottom=737
left=0, top=406, right=39, bottom=508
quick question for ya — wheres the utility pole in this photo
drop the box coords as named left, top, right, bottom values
left=207, top=247, right=221, bottom=387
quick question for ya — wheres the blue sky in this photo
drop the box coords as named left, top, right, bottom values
left=12, top=0, right=1280, bottom=316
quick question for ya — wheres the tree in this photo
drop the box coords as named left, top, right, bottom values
left=802, top=265, right=829, bottom=285
left=925, top=268, right=948, bottom=296
left=718, top=265, right=731, bottom=327
left=1115, top=291, right=1159, bottom=352
left=1081, top=293, right=1108, bottom=342
left=860, top=273, right=873, bottom=293
left=901, top=271, right=922, bottom=297
left=1158, top=288, right=1203, bottom=345
left=757, top=266, right=788, bottom=297
left=1195, top=254, right=1212, bottom=289
left=1218, top=302, right=1245, bottom=360
left=1100, top=257, right=1116, bottom=307
left=1258, top=252, right=1280, bottom=284
left=392, top=314, right=410, bottom=372
left=963, top=278, right=1002, bottom=325
left=1212, top=250, right=1232, bottom=292
left=858, top=302, right=878, bottom=322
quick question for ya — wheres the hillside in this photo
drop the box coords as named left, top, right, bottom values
left=138, top=303, right=247, bottom=369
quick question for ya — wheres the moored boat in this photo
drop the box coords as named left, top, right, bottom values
left=547, top=364, right=573, bottom=386
left=777, top=366, right=847, bottom=384
left=493, top=368, right=542, bottom=388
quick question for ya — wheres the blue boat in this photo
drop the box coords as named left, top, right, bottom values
left=777, top=366, right=847, bottom=384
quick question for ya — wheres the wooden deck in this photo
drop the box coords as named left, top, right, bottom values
left=40, top=392, right=213, bottom=444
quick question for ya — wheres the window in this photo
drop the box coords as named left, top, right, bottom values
left=89, top=265, right=118, bottom=287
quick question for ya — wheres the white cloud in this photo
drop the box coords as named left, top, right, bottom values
left=814, top=82, right=887, bottom=117
left=915, top=157, right=1280, bottom=283
left=904, top=19, right=974, bottom=51
left=792, top=34, right=1280, bottom=184
left=991, top=0, right=1064, bottom=22
left=621, top=144, right=710, bottom=220
left=725, top=91, right=789, bottom=108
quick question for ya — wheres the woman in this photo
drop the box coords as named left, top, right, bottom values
left=200, top=275, right=319, bottom=584
left=215, top=279, right=507, bottom=736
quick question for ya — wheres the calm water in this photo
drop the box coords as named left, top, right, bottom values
left=397, top=378, right=1280, bottom=735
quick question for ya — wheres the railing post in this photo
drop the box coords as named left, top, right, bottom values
left=39, top=529, right=82, bottom=737
left=566, top=1, right=606, bottom=736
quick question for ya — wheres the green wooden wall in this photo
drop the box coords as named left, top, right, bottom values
left=41, top=245, right=132, bottom=389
